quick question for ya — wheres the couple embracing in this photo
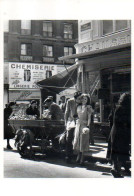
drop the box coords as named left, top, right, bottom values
left=65, top=91, right=94, bottom=165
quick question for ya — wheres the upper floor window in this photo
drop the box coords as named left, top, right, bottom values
left=21, top=20, right=31, bottom=35
left=64, top=47, right=73, bottom=56
left=43, top=21, right=52, bottom=37
left=103, top=20, right=113, bottom=35
left=43, top=45, right=53, bottom=57
left=21, top=44, right=32, bottom=56
left=64, top=24, right=73, bottom=39
left=115, top=20, right=128, bottom=31
left=103, top=20, right=129, bottom=35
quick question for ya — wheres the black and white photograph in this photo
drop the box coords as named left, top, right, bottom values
left=0, top=0, right=134, bottom=196
left=3, top=18, right=131, bottom=179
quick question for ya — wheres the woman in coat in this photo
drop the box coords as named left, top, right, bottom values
left=109, top=93, right=131, bottom=177
left=4, top=102, right=16, bottom=149
left=73, top=94, right=94, bottom=165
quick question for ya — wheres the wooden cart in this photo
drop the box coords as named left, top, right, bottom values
left=8, top=119, right=65, bottom=158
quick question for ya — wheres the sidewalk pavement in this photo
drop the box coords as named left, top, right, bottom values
left=85, top=139, right=108, bottom=163
left=4, top=138, right=108, bottom=162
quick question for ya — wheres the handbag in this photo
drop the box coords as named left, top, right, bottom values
left=82, top=127, right=90, bottom=134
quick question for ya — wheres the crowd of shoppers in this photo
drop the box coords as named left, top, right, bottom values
left=4, top=91, right=131, bottom=177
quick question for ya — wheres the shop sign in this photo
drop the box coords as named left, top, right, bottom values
left=9, top=62, right=57, bottom=89
left=79, top=31, right=131, bottom=53
left=9, top=90, right=41, bottom=101
left=81, top=22, right=91, bottom=32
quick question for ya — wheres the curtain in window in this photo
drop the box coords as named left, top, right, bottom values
left=43, top=45, right=53, bottom=56
left=64, top=47, right=73, bottom=56
left=21, top=44, right=26, bottom=55
left=43, top=22, right=52, bottom=37
left=64, top=24, right=73, bottom=39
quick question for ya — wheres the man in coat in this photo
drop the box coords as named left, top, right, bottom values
left=43, top=96, right=64, bottom=120
left=64, top=91, right=82, bottom=163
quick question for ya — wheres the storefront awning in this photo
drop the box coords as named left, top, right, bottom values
left=58, top=43, right=131, bottom=61
left=36, top=64, right=78, bottom=93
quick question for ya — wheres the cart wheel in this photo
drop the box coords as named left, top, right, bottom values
left=17, top=145, right=34, bottom=158
left=16, top=129, right=34, bottom=158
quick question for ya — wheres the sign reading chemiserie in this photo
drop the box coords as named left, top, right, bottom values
left=9, top=63, right=57, bottom=89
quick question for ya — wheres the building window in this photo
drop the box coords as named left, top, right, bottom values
left=21, top=44, right=32, bottom=55
left=64, top=23, right=73, bottom=39
left=43, top=45, right=53, bottom=57
left=64, top=47, right=73, bottom=56
left=103, top=20, right=129, bottom=35
left=43, top=21, right=52, bottom=37
left=103, top=20, right=113, bottom=35
left=115, top=20, right=128, bottom=31
left=112, top=72, right=130, bottom=93
left=21, top=20, right=31, bottom=35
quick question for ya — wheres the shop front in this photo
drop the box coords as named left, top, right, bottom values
left=8, top=62, right=58, bottom=116
left=37, top=63, right=78, bottom=105
left=58, top=43, right=131, bottom=139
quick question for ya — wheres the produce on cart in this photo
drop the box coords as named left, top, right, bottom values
left=8, top=102, right=65, bottom=158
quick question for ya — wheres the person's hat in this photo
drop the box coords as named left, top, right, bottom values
left=74, top=91, right=82, bottom=99
left=31, top=100, right=37, bottom=105
left=47, top=96, right=53, bottom=100
left=43, top=96, right=53, bottom=105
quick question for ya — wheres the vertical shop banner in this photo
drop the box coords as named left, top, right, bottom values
left=9, top=63, right=57, bottom=89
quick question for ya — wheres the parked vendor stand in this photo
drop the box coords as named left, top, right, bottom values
left=8, top=118, right=65, bottom=157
